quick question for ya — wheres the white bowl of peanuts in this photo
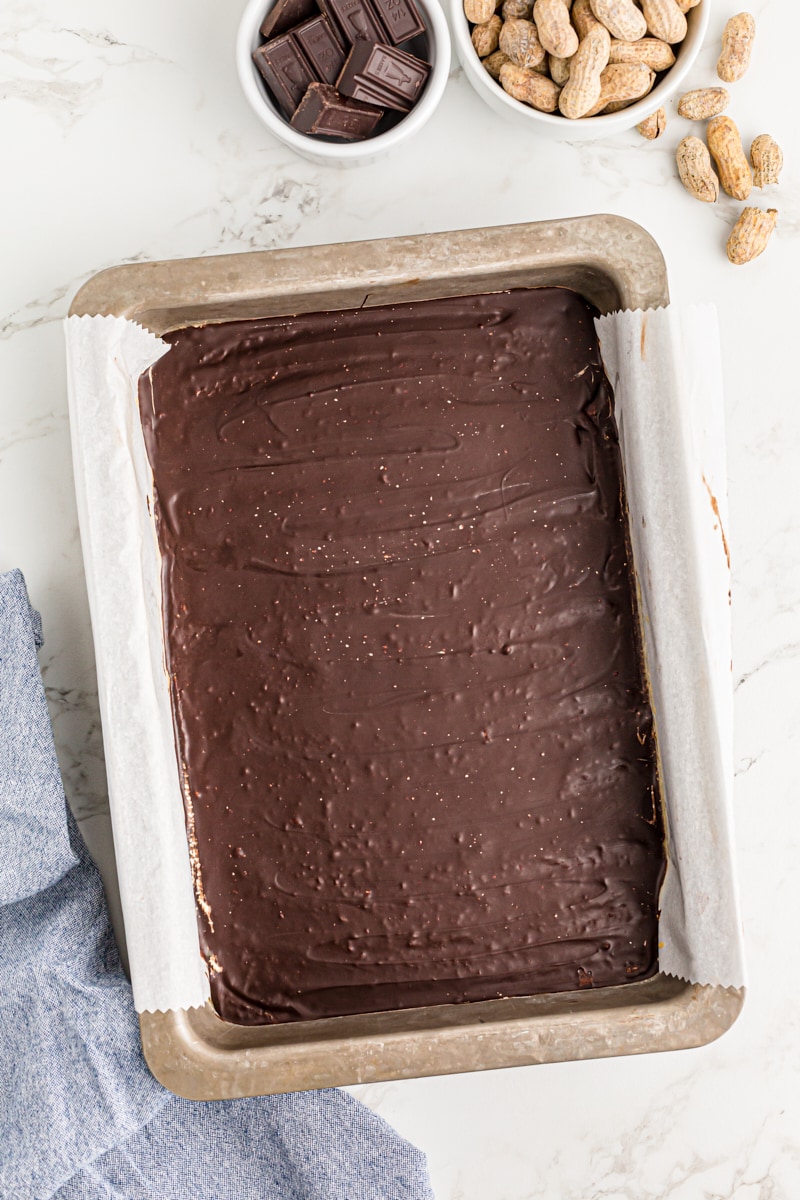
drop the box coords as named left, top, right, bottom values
left=452, top=0, right=710, bottom=139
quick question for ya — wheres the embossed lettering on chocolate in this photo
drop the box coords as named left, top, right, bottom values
left=139, top=287, right=665, bottom=1026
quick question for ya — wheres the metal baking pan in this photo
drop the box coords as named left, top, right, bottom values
left=70, top=215, right=743, bottom=1100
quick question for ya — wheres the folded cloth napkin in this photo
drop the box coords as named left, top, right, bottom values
left=0, top=569, right=434, bottom=1200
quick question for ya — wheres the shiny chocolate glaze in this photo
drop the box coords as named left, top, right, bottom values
left=139, top=287, right=664, bottom=1026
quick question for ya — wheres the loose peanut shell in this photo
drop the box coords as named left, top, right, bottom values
left=534, top=0, right=579, bottom=56
left=500, top=61, right=562, bottom=108
left=558, top=21, right=610, bottom=118
left=499, top=18, right=547, bottom=67
left=589, top=0, right=646, bottom=42
left=640, top=0, right=687, bottom=44
left=717, top=12, right=755, bottom=83
left=472, top=14, right=503, bottom=56
left=726, top=207, right=777, bottom=264
left=677, top=87, right=729, bottom=121
left=707, top=114, right=752, bottom=200
left=583, top=62, right=654, bottom=115
left=750, top=134, right=783, bottom=188
left=676, top=135, right=719, bottom=202
left=608, top=37, right=675, bottom=71
left=465, top=0, right=497, bottom=24
left=637, top=107, right=666, bottom=138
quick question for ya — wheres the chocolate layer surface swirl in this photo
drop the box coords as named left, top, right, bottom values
left=139, top=287, right=664, bottom=1025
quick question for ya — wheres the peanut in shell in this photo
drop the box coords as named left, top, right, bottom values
left=499, top=18, right=547, bottom=68
left=707, top=115, right=753, bottom=201
left=750, top=135, right=783, bottom=188
left=500, top=61, right=562, bottom=109
left=718, top=13, right=755, bottom=83
left=726, top=207, right=777, bottom=265
left=571, top=0, right=601, bottom=39
left=502, top=0, right=533, bottom=20
left=640, top=0, right=687, bottom=44
left=583, top=62, right=654, bottom=116
left=558, top=21, right=610, bottom=118
left=589, top=0, right=647, bottom=43
left=465, top=0, right=497, bottom=24
left=548, top=52, right=572, bottom=83
left=483, top=48, right=511, bottom=77
left=677, top=87, right=729, bottom=121
left=676, top=135, right=719, bottom=203
left=534, top=0, right=579, bottom=57
left=608, top=38, right=675, bottom=72
left=472, top=15, right=503, bottom=56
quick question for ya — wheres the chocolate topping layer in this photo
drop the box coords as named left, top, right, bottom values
left=139, top=287, right=664, bottom=1026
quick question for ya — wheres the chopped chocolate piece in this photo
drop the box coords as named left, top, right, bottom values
left=290, top=82, right=384, bottom=138
left=259, top=0, right=319, bottom=41
left=336, top=39, right=429, bottom=111
left=319, top=0, right=385, bottom=44
left=292, top=15, right=347, bottom=85
left=371, top=0, right=425, bottom=45
left=253, top=34, right=316, bottom=116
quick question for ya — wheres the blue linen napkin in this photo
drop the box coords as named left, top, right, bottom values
left=0, top=569, right=434, bottom=1200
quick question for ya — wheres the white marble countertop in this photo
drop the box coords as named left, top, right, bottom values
left=2, top=0, right=799, bottom=1195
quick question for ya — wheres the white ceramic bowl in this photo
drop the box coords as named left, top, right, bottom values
left=451, top=0, right=710, bottom=140
left=236, top=0, right=451, bottom=164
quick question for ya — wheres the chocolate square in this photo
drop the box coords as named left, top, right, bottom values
left=291, top=81, right=384, bottom=137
